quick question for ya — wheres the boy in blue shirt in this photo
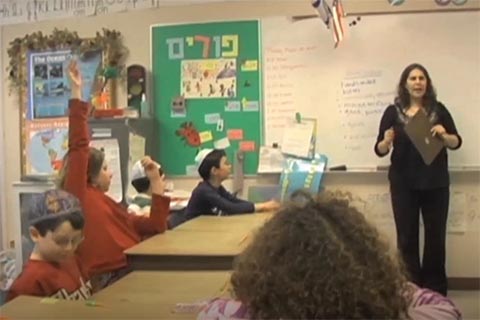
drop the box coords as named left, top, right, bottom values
left=184, top=149, right=279, bottom=222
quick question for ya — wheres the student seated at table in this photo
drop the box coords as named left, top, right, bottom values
left=198, top=191, right=461, bottom=320
left=184, top=149, right=279, bottom=222
left=7, top=190, right=92, bottom=301
left=128, top=159, right=186, bottom=229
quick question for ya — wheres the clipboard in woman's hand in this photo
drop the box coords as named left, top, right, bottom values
left=404, top=111, right=444, bottom=165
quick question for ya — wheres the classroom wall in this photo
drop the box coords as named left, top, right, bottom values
left=0, top=26, right=6, bottom=250
left=0, top=0, right=314, bottom=246
left=1, top=0, right=479, bottom=276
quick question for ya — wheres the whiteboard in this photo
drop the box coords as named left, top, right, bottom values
left=262, top=12, right=480, bottom=168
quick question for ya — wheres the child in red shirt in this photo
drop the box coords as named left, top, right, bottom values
left=7, top=190, right=91, bottom=301
left=57, top=61, right=170, bottom=289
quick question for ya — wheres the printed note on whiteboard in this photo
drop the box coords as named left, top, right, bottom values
left=281, top=120, right=315, bottom=158
left=258, top=146, right=286, bottom=173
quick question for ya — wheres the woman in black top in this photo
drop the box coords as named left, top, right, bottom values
left=374, top=63, right=462, bottom=296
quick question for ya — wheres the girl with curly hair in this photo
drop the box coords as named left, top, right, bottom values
left=198, top=191, right=461, bottom=320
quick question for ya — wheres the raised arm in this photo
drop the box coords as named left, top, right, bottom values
left=127, top=157, right=170, bottom=236
left=62, top=60, right=90, bottom=204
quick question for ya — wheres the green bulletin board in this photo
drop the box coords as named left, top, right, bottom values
left=151, top=20, right=262, bottom=175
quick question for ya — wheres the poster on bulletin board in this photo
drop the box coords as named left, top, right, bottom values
left=151, top=20, right=262, bottom=176
left=23, top=49, right=102, bottom=177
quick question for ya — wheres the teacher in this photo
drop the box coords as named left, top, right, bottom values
left=374, top=63, right=462, bottom=296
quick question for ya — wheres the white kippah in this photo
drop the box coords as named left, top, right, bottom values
left=194, top=148, right=214, bottom=165
left=131, top=159, right=161, bottom=181
left=131, top=160, right=146, bottom=181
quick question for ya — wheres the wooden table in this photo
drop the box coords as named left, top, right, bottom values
left=0, top=271, right=231, bottom=319
left=126, top=213, right=272, bottom=270
left=173, top=212, right=272, bottom=232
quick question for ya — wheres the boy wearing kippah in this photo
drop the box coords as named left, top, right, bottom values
left=184, top=149, right=279, bottom=222
left=7, top=190, right=92, bottom=301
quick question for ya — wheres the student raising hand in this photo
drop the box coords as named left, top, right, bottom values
left=140, top=156, right=166, bottom=196
left=58, top=63, right=171, bottom=291
left=68, top=60, right=82, bottom=100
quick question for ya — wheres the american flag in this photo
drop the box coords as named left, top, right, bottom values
left=331, top=0, right=346, bottom=47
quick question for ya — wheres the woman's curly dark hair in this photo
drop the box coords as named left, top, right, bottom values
left=231, top=191, right=412, bottom=319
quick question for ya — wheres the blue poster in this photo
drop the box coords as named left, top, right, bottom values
left=278, top=154, right=328, bottom=201
left=27, top=49, right=102, bottom=119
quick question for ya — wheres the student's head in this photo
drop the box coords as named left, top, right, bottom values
left=57, top=147, right=112, bottom=192
left=397, top=63, right=437, bottom=109
left=130, top=159, right=163, bottom=194
left=28, top=189, right=84, bottom=263
left=231, top=191, right=410, bottom=319
left=197, top=149, right=231, bottom=181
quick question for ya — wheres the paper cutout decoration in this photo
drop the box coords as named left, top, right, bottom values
left=181, top=59, right=236, bottom=99
left=166, top=38, right=184, bottom=59
left=205, top=113, right=221, bottom=124
left=239, top=141, right=256, bottom=152
left=194, top=35, right=211, bottom=58
left=241, top=60, right=258, bottom=71
left=241, top=97, right=248, bottom=108
left=225, top=101, right=241, bottom=112
left=199, top=131, right=213, bottom=143
left=243, top=100, right=259, bottom=112
left=221, top=35, right=239, bottom=58
left=176, top=122, right=201, bottom=147
left=171, top=96, right=186, bottom=117
left=214, top=137, right=231, bottom=149
left=216, top=119, right=224, bottom=132
left=227, top=129, right=244, bottom=140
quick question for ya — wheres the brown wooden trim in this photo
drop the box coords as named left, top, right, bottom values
left=448, top=277, right=480, bottom=291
